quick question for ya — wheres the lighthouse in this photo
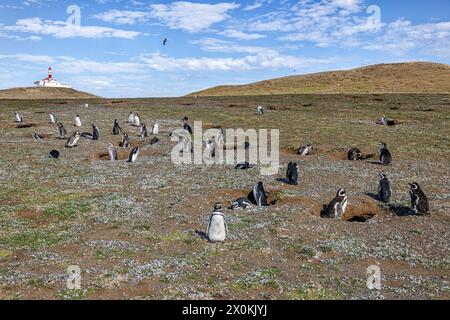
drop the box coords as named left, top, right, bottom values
left=34, top=67, right=72, bottom=88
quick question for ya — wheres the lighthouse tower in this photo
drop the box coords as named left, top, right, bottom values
left=34, top=67, right=72, bottom=88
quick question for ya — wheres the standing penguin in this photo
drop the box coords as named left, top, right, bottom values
left=378, top=174, right=392, bottom=203
left=57, top=123, right=67, bottom=139
left=252, top=182, right=269, bottom=207
left=113, top=119, right=122, bottom=135
left=128, top=112, right=135, bottom=124
left=379, top=142, right=392, bottom=165
left=122, top=132, right=130, bottom=148
left=321, top=189, right=348, bottom=219
left=183, top=118, right=193, bottom=135
left=82, top=124, right=100, bottom=140
left=127, top=147, right=139, bottom=163
left=256, top=106, right=265, bottom=115
left=107, top=143, right=118, bottom=161
left=377, top=115, right=387, bottom=126
left=50, top=113, right=57, bottom=125
left=152, top=123, right=159, bottom=136
left=134, top=113, right=141, bottom=127
left=206, top=203, right=228, bottom=243
left=65, top=131, right=81, bottom=148
left=409, top=183, right=430, bottom=215
left=74, top=115, right=82, bottom=127
left=286, top=162, right=299, bottom=185
left=140, top=124, right=148, bottom=138
left=15, top=112, right=23, bottom=123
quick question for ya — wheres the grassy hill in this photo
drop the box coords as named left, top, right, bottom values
left=0, top=87, right=99, bottom=99
left=189, top=62, right=450, bottom=96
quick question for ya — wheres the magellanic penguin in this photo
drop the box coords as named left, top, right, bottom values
left=150, top=135, right=160, bottom=146
left=57, top=123, right=67, bottom=139
left=32, top=132, right=43, bottom=141
left=183, top=120, right=193, bottom=135
left=321, top=189, right=348, bottom=219
left=49, top=150, right=60, bottom=159
left=65, top=131, right=81, bottom=148
left=134, top=113, right=141, bottom=127
left=128, top=112, right=135, bottom=124
left=122, top=132, right=130, bottom=148
left=107, top=143, right=118, bottom=161
left=230, top=198, right=252, bottom=210
left=235, top=162, right=254, bottom=170
left=15, top=112, right=23, bottom=123
left=127, top=147, right=139, bottom=163
left=252, top=182, right=269, bottom=207
left=74, top=115, right=82, bottom=127
left=256, top=106, right=265, bottom=115
left=82, top=124, right=100, bottom=141
left=206, top=203, right=228, bottom=243
left=377, top=115, right=387, bottom=126
left=50, top=113, right=57, bottom=125
left=409, top=183, right=430, bottom=215
left=379, top=142, right=392, bottom=165
left=113, top=119, right=122, bottom=135
left=378, top=174, right=392, bottom=203
left=140, top=124, right=148, bottom=138
left=152, top=123, right=159, bottom=136
left=298, top=145, right=313, bottom=156
left=286, top=162, right=299, bottom=185
left=348, top=148, right=362, bottom=161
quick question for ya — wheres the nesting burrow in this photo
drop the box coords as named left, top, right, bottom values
left=94, top=150, right=130, bottom=161
left=6, top=123, right=40, bottom=129
left=342, top=196, right=386, bottom=222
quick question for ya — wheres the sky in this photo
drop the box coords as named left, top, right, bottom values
left=0, top=0, right=449, bottom=97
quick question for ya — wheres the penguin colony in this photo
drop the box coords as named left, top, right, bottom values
left=14, top=109, right=430, bottom=244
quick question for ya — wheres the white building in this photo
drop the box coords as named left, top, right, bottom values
left=34, top=67, right=72, bottom=88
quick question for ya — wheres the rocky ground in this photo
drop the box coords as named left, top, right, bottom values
left=0, top=94, right=448, bottom=300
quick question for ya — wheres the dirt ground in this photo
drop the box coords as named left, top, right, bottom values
left=0, top=94, right=449, bottom=300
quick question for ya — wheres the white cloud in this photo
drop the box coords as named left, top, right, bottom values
left=94, top=10, right=150, bottom=25
left=150, top=1, right=240, bottom=32
left=219, top=29, right=266, bottom=40
left=5, top=17, right=142, bottom=39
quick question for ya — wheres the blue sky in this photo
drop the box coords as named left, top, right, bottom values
left=0, top=0, right=449, bottom=97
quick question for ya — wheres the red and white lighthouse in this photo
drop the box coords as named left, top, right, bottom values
left=34, top=66, right=71, bottom=88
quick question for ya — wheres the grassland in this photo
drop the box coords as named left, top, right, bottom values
left=0, top=87, right=99, bottom=100
left=0, top=93, right=449, bottom=300
left=190, top=62, right=450, bottom=96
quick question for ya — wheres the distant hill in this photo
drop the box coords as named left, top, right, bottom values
left=0, top=87, right=99, bottom=99
left=189, top=62, right=450, bottom=97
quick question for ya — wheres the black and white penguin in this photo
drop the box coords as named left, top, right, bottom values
left=150, top=135, right=160, bottom=146
left=244, top=142, right=251, bottom=150
left=74, top=115, right=82, bottom=127
left=298, top=145, right=313, bottom=156
left=183, top=119, right=193, bottom=135
left=235, top=162, right=254, bottom=170
left=122, top=132, right=130, bottom=148
left=206, top=203, right=228, bottom=243
left=32, top=132, right=43, bottom=141
left=379, top=142, right=392, bottom=165
left=49, top=150, right=60, bottom=159
left=140, top=124, right=148, bottom=138
left=50, top=113, right=57, bottom=125
left=321, top=189, right=348, bottom=219
left=57, top=123, right=67, bottom=139
left=152, top=123, right=159, bottom=136
left=230, top=198, right=252, bottom=210
left=65, top=131, right=81, bottom=148
left=348, top=148, right=362, bottom=161
left=113, top=119, right=122, bottom=135
left=82, top=124, right=100, bottom=140
left=377, top=115, right=387, bottom=126
left=14, top=112, right=23, bottom=123
left=378, top=174, right=392, bottom=203
left=252, top=182, right=269, bottom=207
left=128, top=112, right=135, bottom=124
left=256, top=106, right=264, bottom=115
left=107, top=143, right=118, bottom=161
left=409, top=183, right=429, bottom=215
left=286, top=162, right=299, bottom=185
left=127, top=147, right=139, bottom=163
left=133, top=113, right=141, bottom=127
